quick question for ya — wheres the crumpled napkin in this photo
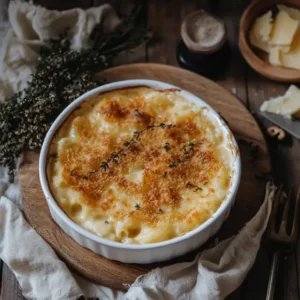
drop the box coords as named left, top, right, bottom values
left=0, top=184, right=276, bottom=300
left=125, top=183, right=275, bottom=300
left=0, top=0, right=120, bottom=100
left=0, top=1, right=275, bottom=300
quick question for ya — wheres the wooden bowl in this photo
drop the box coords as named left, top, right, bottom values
left=239, top=0, right=300, bottom=82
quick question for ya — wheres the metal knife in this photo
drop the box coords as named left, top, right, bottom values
left=260, top=112, right=300, bottom=140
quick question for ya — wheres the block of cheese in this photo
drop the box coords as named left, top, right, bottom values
left=253, top=11, right=273, bottom=41
left=250, top=31, right=270, bottom=53
left=277, top=4, right=300, bottom=22
left=249, top=6, right=300, bottom=70
left=269, top=47, right=282, bottom=66
left=260, top=85, right=300, bottom=118
left=271, top=11, right=299, bottom=46
left=249, top=11, right=273, bottom=52
left=276, top=45, right=291, bottom=53
left=282, top=29, right=300, bottom=70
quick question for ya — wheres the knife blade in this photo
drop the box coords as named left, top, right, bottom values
left=260, top=112, right=300, bottom=140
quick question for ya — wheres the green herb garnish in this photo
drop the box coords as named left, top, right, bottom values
left=163, top=142, right=170, bottom=152
left=111, top=152, right=119, bottom=164
left=0, top=2, right=151, bottom=182
left=189, top=141, right=195, bottom=151
left=100, top=160, right=110, bottom=172
left=169, top=162, right=176, bottom=168
left=168, top=141, right=196, bottom=170
left=87, top=123, right=175, bottom=176
left=186, top=181, right=203, bottom=192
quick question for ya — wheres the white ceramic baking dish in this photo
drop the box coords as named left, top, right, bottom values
left=39, top=79, right=241, bottom=264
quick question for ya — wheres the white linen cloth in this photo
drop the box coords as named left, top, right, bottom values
left=0, top=1, right=276, bottom=299
left=0, top=0, right=120, bottom=101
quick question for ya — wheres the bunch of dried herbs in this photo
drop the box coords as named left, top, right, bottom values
left=0, top=2, right=150, bottom=182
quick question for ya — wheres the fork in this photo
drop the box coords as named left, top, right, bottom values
left=266, top=185, right=300, bottom=300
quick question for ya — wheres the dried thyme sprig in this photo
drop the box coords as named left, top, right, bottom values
left=81, top=123, right=175, bottom=177
left=0, top=1, right=150, bottom=182
left=186, top=181, right=203, bottom=192
left=168, top=141, right=195, bottom=169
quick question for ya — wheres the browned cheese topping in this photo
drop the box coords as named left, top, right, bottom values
left=47, top=87, right=235, bottom=244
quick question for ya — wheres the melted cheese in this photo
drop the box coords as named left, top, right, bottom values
left=47, top=87, right=236, bottom=244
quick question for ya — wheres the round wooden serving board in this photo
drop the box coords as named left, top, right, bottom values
left=19, top=63, right=271, bottom=290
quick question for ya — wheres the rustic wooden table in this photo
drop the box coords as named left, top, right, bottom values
left=0, top=0, right=299, bottom=299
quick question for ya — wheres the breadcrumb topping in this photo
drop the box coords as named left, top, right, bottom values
left=47, top=87, right=233, bottom=243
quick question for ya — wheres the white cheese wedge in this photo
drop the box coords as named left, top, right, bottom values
left=269, top=47, right=282, bottom=66
left=271, top=11, right=299, bottom=46
left=277, top=4, right=300, bottom=22
left=249, top=11, right=273, bottom=53
left=253, top=11, right=273, bottom=41
left=282, top=29, right=300, bottom=70
left=260, top=85, right=300, bottom=119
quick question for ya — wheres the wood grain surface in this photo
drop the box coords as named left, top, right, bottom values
left=19, top=63, right=271, bottom=290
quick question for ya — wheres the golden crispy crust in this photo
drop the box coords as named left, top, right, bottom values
left=47, top=87, right=232, bottom=242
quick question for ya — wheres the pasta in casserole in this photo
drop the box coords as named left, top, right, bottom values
left=47, top=87, right=236, bottom=244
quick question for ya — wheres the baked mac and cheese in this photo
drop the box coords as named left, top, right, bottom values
left=47, top=87, right=236, bottom=244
